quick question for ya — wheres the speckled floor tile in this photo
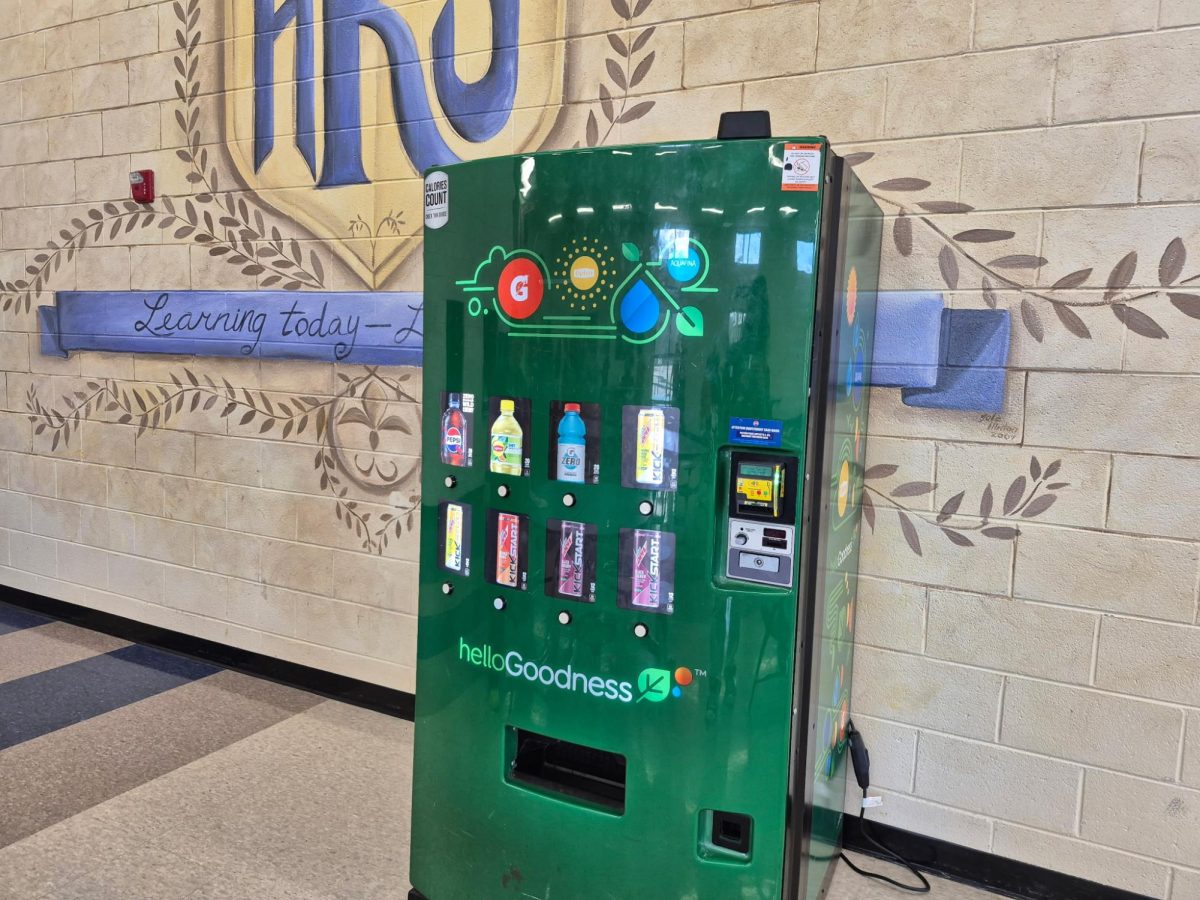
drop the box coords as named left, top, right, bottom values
left=0, top=683, right=993, bottom=900
left=0, top=670, right=321, bottom=848
left=0, top=620, right=128, bottom=684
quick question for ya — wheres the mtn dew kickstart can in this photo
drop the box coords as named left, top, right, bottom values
left=496, top=513, right=520, bottom=587
left=557, top=520, right=586, bottom=598
left=631, top=528, right=662, bottom=609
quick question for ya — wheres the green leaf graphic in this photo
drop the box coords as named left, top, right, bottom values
left=636, top=667, right=671, bottom=702
left=676, top=306, right=704, bottom=337
left=622, top=242, right=641, bottom=262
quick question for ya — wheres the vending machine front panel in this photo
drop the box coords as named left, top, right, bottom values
left=411, top=137, right=880, bottom=900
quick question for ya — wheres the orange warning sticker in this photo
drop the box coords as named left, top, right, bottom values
left=782, top=143, right=821, bottom=192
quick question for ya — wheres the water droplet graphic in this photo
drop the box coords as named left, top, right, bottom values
left=619, top=278, right=662, bottom=334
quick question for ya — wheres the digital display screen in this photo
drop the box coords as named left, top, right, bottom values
left=734, top=461, right=783, bottom=518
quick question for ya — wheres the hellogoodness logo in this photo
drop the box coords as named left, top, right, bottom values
left=458, top=638, right=694, bottom=705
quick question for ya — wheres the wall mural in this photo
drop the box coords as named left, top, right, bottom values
left=11, top=0, right=1084, bottom=557
left=856, top=160, right=1200, bottom=341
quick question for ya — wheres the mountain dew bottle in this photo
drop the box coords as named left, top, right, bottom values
left=490, top=399, right=523, bottom=475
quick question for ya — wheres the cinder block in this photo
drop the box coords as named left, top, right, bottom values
left=844, top=786, right=993, bottom=850
left=1001, top=677, right=1183, bottom=780
left=21, top=0, right=72, bottom=32
left=331, top=550, right=419, bottom=615
left=1143, top=117, right=1200, bottom=203
left=0, top=122, right=49, bottom=168
left=865, top=371, right=1025, bottom=446
left=45, top=20, right=100, bottom=73
left=684, top=5, right=818, bottom=88
left=98, top=8, right=161, bottom=62
left=30, top=496, right=81, bottom=542
left=960, top=123, right=1141, bottom=210
left=57, top=541, right=109, bottom=589
left=1056, top=30, right=1200, bottom=123
left=854, top=576, right=926, bottom=653
left=1184, top=710, right=1199, bottom=790
left=163, top=476, right=226, bottom=528
left=194, top=525, right=262, bottom=580
left=860, top=498, right=1015, bottom=595
left=107, top=468, right=163, bottom=516
left=974, top=0, right=1157, bottom=48
left=21, top=71, right=74, bottom=121
left=0, top=34, right=44, bottom=83
left=1026, top=373, right=1200, bottom=457
left=161, top=566, right=232, bottom=621
left=842, top=714, right=918, bottom=792
left=1095, top=617, right=1200, bottom=707
left=915, top=731, right=1081, bottom=832
left=883, top=47, right=1055, bottom=139
left=819, top=0, right=970, bottom=68
left=56, top=460, right=107, bottom=506
left=227, top=486, right=297, bottom=541
left=101, top=103, right=161, bottom=155
left=1039, top=205, right=1200, bottom=290
left=851, top=645, right=1003, bottom=740
left=926, top=591, right=1095, bottom=683
left=71, top=61, right=128, bottom=113
left=1175, top=867, right=1200, bottom=900
left=262, top=538, right=333, bottom=596
left=992, top=823, right=1171, bottom=897
left=744, top=68, right=887, bottom=144
left=1161, top=0, right=1200, bottom=26
left=195, top=435, right=262, bottom=488
left=1109, top=455, right=1200, bottom=541
left=935, top=444, right=1109, bottom=529
left=108, top=553, right=164, bottom=603
left=1014, top=523, right=1197, bottom=622
left=10, top=531, right=57, bottom=577
left=1081, top=770, right=1200, bottom=867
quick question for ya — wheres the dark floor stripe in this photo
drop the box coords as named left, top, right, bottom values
left=0, top=643, right=221, bottom=751
left=0, top=670, right=322, bottom=849
left=0, top=603, right=50, bottom=636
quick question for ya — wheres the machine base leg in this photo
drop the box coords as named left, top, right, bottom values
left=408, top=890, right=429, bottom=900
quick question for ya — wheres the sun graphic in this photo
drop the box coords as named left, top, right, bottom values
left=554, top=239, right=618, bottom=312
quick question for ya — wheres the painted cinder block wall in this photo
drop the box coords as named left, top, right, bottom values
left=2, top=1, right=1199, bottom=895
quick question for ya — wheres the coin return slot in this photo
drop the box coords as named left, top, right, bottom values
left=508, top=728, right=626, bottom=815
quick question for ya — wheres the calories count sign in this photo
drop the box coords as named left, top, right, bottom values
left=425, top=171, right=449, bottom=230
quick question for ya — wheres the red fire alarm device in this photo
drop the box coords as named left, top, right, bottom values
left=130, top=170, right=155, bottom=204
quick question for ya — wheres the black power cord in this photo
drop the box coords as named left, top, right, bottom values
left=839, top=721, right=931, bottom=893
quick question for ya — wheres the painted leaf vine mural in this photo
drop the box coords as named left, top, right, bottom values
left=26, top=367, right=421, bottom=554
left=0, top=0, right=326, bottom=315
left=847, top=153, right=1200, bottom=342
left=861, top=456, right=1068, bottom=556
left=580, top=0, right=659, bottom=147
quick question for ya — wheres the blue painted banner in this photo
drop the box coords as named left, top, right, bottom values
left=40, top=291, right=424, bottom=366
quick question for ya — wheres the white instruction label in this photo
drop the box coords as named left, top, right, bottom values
left=424, top=171, right=449, bottom=229
left=782, top=143, right=821, bottom=192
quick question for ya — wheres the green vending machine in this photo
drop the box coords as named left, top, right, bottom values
left=411, top=132, right=881, bottom=900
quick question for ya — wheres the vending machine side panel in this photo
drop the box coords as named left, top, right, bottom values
left=786, top=153, right=883, bottom=900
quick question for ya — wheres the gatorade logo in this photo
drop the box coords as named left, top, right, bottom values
left=498, top=258, right=544, bottom=319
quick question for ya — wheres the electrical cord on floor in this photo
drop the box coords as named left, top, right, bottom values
left=840, top=721, right=931, bottom=894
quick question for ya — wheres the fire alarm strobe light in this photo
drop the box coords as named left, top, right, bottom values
left=130, top=170, right=155, bottom=204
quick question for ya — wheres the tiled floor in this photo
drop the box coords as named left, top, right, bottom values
left=0, top=600, right=995, bottom=899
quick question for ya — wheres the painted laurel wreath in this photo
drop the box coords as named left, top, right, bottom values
left=861, top=455, right=1067, bottom=556
left=26, top=368, right=421, bottom=554
left=850, top=154, right=1200, bottom=342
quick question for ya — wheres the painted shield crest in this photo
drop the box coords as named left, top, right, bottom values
left=224, top=0, right=566, bottom=288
